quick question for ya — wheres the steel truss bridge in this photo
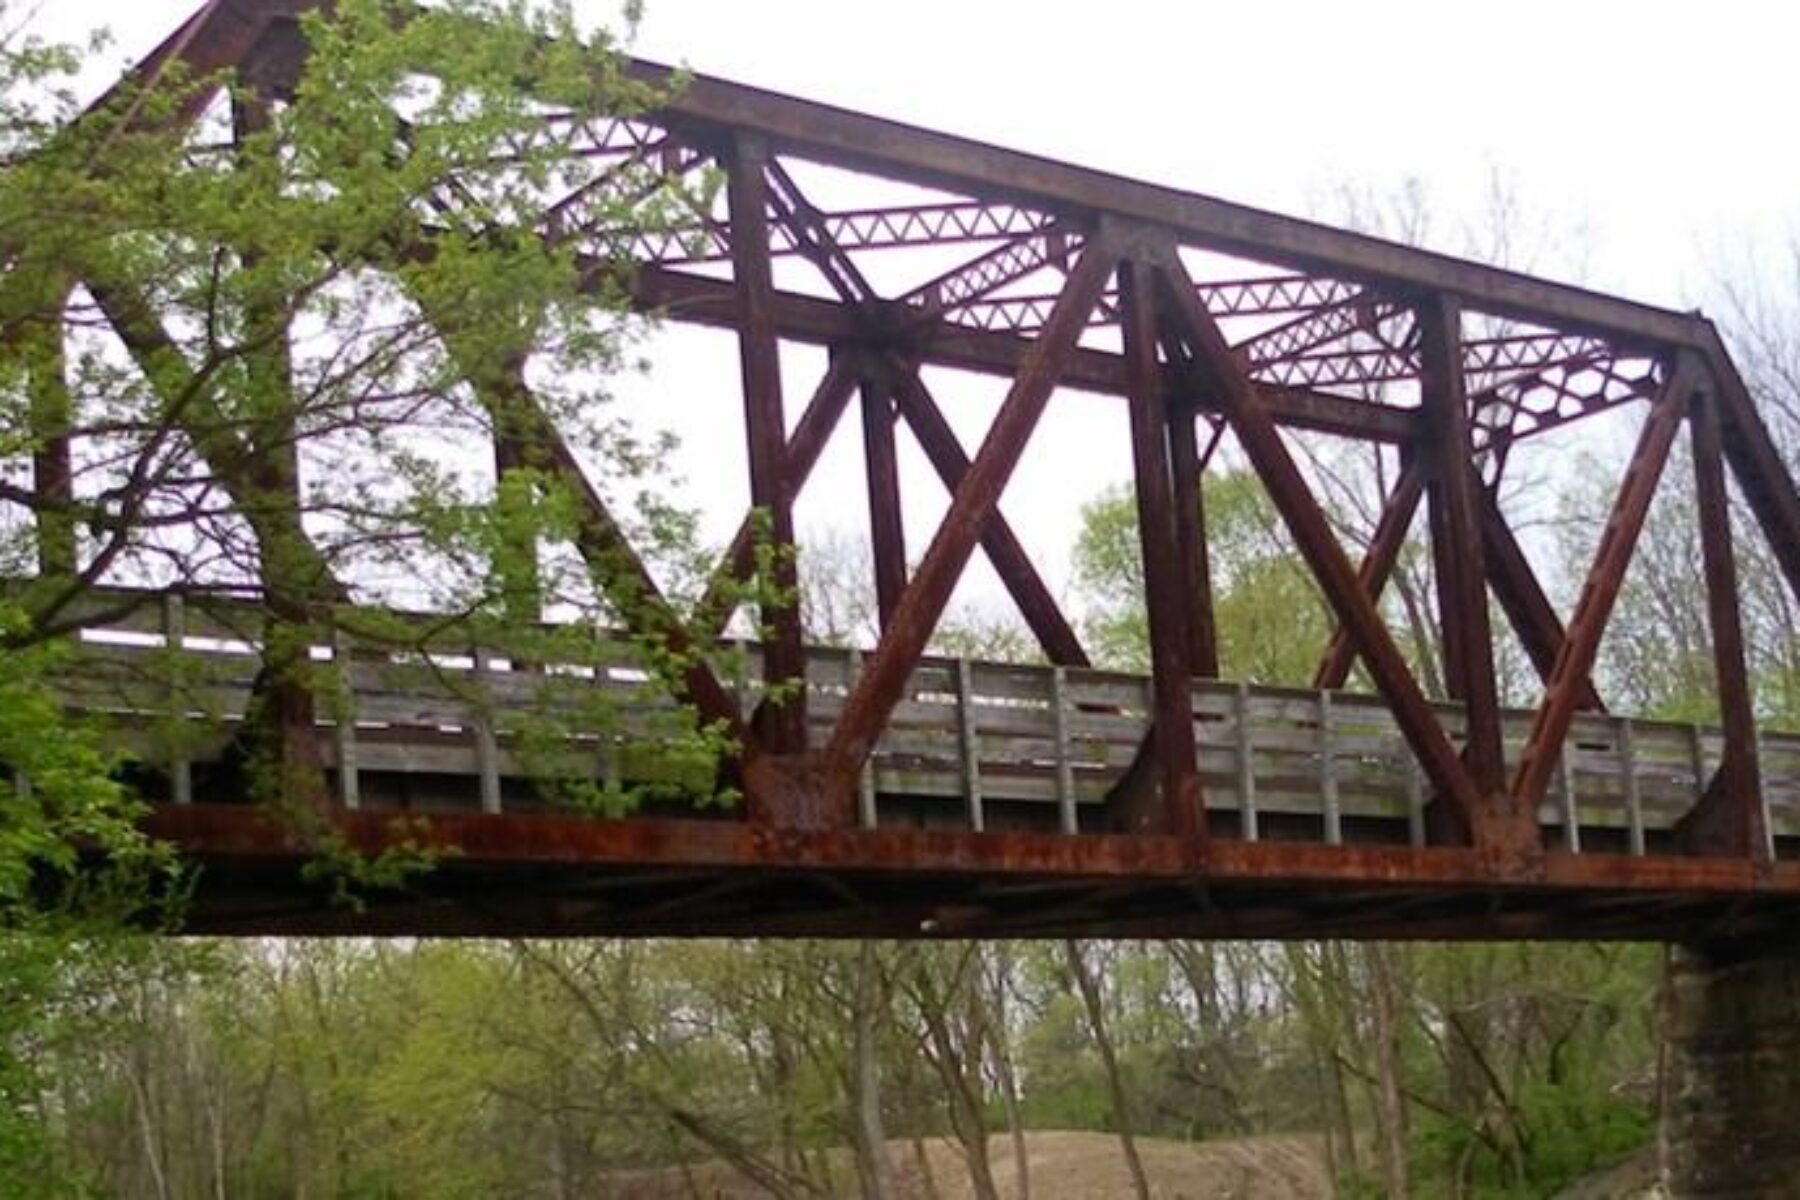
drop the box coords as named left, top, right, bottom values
left=24, top=0, right=1800, bottom=944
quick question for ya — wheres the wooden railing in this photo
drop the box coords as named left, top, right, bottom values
left=34, top=590, right=1797, bottom=853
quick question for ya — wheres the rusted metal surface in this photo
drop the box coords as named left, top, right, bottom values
left=145, top=803, right=1800, bottom=942
left=1154, top=246, right=1485, bottom=847
left=1676, top=388, right=1768, bottom=858
left=1418, top=298, right=1510, bottom=844
left=31, top=0, right=1800, bottom=939
left=1119, top=259, right=1202, bottom=838
left=727, top=136, right=807, bottom=755
left=858, top=363, right=907, bottom=631
left=822, top=237, right=1115, bottom=793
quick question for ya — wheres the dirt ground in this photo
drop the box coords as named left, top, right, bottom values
left=606, top=1130, right=1333, bottom=1199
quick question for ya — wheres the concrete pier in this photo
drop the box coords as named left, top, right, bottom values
left=1661, top=944, right=1800, bottom=1197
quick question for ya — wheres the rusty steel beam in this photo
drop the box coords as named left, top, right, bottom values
left=859, top=362, right=907, bottom=629
left=1152, top=244, right=1484, bottom=845
left=624, top=58, right=1703, bottom=348
left=1167, top=403, right=1220, bottom=678
left=620, top=263, right=1418, bottom=441
left=1475, top=480, right=1604, bottom=711
left=887, top=362, right=1089, bottom=667
left=824, top=237, right=1115, bottom=793
left=1419, top=297, right=1507, bottom=812
left=1119, top=258, right=1202, bottom=837
left=124, top=3, right=1709, bottom=353
left=1703, top=329, right=1800, bottom=618
left=765, top=158, right=878, bottom=304
left=1675, top=388, right=1768, bottom=859
left=727, top=135, right=806, bottom=755
left=1313, top=459, right=1426, bottom=691
left=80, top=0, right=292, bottom=153
left=143, top=803, right=1800, bottom=939
left=1510, top=362, right=1692, bottom=808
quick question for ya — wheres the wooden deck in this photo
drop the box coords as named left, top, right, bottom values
left=48, top=591, right=1796, bottom=860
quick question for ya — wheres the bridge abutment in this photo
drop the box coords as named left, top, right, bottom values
left=1661, top=942, right=1800, bottom=1197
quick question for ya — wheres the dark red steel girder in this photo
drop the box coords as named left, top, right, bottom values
left=859, top=361, right=907, bottom=630
left=145, top=803, right=1800, bottom=942
left=1419, top=296, right=1513, bottom=847
left=727, top=135, right=807, bottom=755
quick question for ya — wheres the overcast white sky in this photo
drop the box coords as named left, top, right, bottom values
left=26, top=0, right=1800, bottom=619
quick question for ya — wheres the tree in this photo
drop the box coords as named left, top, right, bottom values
left=1, top=0, right=735, bottom=839
left=0, top=3, right=726, bottom=1188
left=1074, top=469, right=1331, bottom=684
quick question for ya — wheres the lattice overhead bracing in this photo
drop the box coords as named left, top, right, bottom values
left=15, top=0, right=1800, bottom=944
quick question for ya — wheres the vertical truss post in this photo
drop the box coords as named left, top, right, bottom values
left=1151, top=247, right=1483, bottom=845
left=1166, top=405, right=1220, bottom=677
left=1511, top=362, right=1691, bottom=808
left=859, top=356, right=907, bottom=630
left=1418, top=297, right=1509, bottom=836
left=824, top=236, right=1115, bottom=790
left=1675, top=383, right=1768, bottom=858
left=727, top=133, right=806, bottom=753
left=1119, top=258, right=1202, bottom=837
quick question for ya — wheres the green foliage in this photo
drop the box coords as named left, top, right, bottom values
left=1074, top=470, right=1329, bottom=683
left=0, top=597, right=182, bottom=1195
left=0, top=0, right=745, bottom=855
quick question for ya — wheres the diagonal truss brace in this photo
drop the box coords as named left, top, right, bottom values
left=823, top=233, right=1117, bottom=794
left=1151, top=241, right=1486, bottom=845
left=1509, top=359, right=1693, bottom=808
